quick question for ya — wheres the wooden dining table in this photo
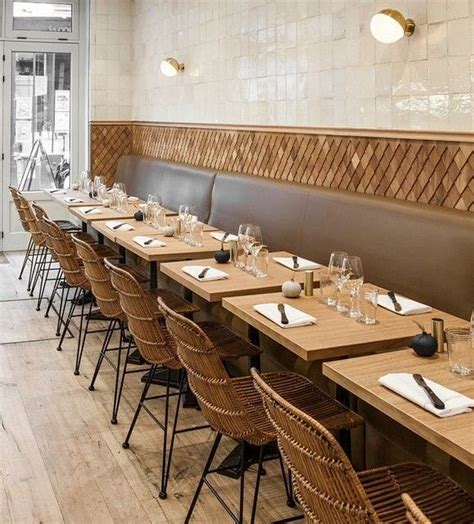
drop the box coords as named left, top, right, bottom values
left=323, top=349, right=474, bottom=469
left=222, top=291, right=467, bottom=362
left=44, top=188, right=101, bottom=208
left=160, top=252, right=323, bottom=303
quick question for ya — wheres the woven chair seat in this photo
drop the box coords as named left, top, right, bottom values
left=234, top=372, right=363, bottom=440
left=55, top=219, right=81, bottom=232
left=69, top=232, right=96, bottom=244
left=148, top=288, right=199, bottom=316
left=359, top=463, right=474, bottom=523
left=116, top=263, right=149, bottom=284
left=91, top=244, right=121, bottom=259
left=197, top=321, right=261, bottom=360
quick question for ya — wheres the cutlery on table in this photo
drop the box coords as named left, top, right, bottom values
left=413, top=374, right=445, bottom=410
left=222, top=232, right=229, bottom=242
left=198, top=267, right=210, bottom=279
left=387, top=291, right=402, bottom=312
left=292, top=255, right=299, bottom=269
left=113, top=222, right=126, bottom=230
left=84, top=208, right=95, bottom=214
left=144, top=238, right=154, bottom=245
left=277, top=303, right=289, bottom=325
left=49, top=189, right=60, bottom=193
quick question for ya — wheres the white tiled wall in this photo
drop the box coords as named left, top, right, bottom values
left=91, top=0, right=474, bottom=131
left=90, top=0, right=132, bottom=120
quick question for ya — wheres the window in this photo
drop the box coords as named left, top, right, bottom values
left=6, top=0, right=78, bottom=41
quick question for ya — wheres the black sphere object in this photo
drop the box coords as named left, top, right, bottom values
left=410, top=331, right=438, bottom=357
left=214, top=249, right=230, bottom=264
left=133, top=210, right=144, bottom=221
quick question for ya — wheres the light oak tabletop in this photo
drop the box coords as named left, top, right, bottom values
left=323, top=349, right=474, bottom=469
left=92, top=220, right=223, bottom=262
left=222, top=291, right=467, bottom=361
left=160, top=251, right=323, bottom=303
left=69, top=203, right=175, bottom=224
left=44, top=188, right=101, bottom=207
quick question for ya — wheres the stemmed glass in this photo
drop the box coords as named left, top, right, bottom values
left=328, top=251, right=348, bottom=309
left=93, top=176, right=104, bottom=199
left=250, top=226, right=263, bottom=275
left=237, top=224, right=251, bottom=269
left=341, top=256, right=364, bottom=319
left=240, top=224, right=256, bottom=272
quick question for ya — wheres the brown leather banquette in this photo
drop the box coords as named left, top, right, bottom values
left=115, top=155, right=474, bottom=319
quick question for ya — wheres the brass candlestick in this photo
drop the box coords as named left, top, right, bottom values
left=432, top=318, right=445, bottom=353
left=304, top=271, right=314, bottom=296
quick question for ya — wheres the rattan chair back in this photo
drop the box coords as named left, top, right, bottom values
left=251, top=368, right=380, bottom=523
left=9, top=186, right=30, bottom=233
left=32, top=202, right=58, bottom=259
left=16, top=192, right=44, bottom=247
left=401, top=494, right=431, bottom=524
left=72, top=235, right=122, bottom=319
left=158, top=298, right=269, bottom=445
left=42, top=216, right=88, bottom=289
left=104, top=259, right=180, bottom=368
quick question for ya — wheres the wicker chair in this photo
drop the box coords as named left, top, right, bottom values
left=157, top=298, right=362, bottom=524
left=105, top=259, right=261, bottom=500
left=42, top=216, right=119, bottom=374
left=251, top=368, right=474, bottom=524
left=9, top=186, right=34, bottom=282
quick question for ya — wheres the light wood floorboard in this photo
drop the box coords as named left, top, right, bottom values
left=0, top=251, right=301, bottom=523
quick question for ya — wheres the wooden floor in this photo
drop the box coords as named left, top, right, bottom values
left=0, top=251, right=301, bottom=523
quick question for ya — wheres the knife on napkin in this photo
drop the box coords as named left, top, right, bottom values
left=292, top=255, right=299, bottom=269
left=198, top=267, right=210, bottom=279
left=387, top=291, right=402, bottom=312
left=113, top=222, right=126, bottom=230
left=413, top=374, right=445, bottom=410
left=277, top=303, right=289, bottom=325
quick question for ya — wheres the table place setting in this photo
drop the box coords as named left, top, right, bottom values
left=379, top=372, right=474, bottom=418
left=377, top=293, right=432, bottom=315
left=77, top=206, right=103, bottom=215
left=133, top=236, right=167, bottom=248
left=211, top=231, right=239, bottom=243
left=64, top=196, right=84, bottom=203
left=273, top=255, right=320, bottom=271
left=105, top=220, right=135, bottom=231
left=182, top=265, right=229, bottom=282
left=47, top=188, right=67, bottom=194
left=253, top=302, right=317, bottom=329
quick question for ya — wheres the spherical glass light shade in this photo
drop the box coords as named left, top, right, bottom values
left=370, top=10, right=407, bottom=43
left=160, top=58, right=183, bottom=77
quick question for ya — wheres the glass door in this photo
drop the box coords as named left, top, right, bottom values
left=2, top=41, right=78, bottom=250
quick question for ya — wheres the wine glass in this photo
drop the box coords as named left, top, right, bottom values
left=250, top=226, right=264, bottom=275
left=341, top=256, right=364, bottom=319
left=328, top=251, right=348, bottom=308
left=93, top=176, right=104, bottom=199
left=237, top=224, right=252, bottom=269
left=240, top=224, right=256, bottom=272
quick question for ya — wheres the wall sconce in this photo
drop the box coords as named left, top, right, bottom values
left=160, top=57, right=185, bottom=77
left=370, top=9, right=415, bottom=43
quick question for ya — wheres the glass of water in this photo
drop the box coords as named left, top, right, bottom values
left=358, top=285, right=378, bottom=325
left=320, top=272, right=336, bottom=305
left=253, top=245, right=269, bottom=278
left=445, top=328, right=472, bottom=376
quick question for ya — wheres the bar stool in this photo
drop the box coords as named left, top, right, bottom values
left=42, top=216, right=119, bottom=374
left=157, top=298, right=362, bottom=524
left=105, top=259, right=261, bottom=500
left=9, top=186, right=34, bottom=282
left=251, top=369, right=474, bottom=524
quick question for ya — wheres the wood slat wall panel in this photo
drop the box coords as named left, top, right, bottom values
left=90, top=122, right=473, bottom=212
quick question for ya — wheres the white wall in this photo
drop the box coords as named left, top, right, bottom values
left=91, top=0, right=474, bottom=131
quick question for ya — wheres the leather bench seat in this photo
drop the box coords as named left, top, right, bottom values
left=115, top=155, right=474, bottom=319
left=116, top=155, right=216, bottom=222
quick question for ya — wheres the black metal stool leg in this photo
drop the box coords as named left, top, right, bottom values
left=111, top=328, right=131, bottom=423
left=185, top=432, right=223, bottom=524
left=110, top=323, right=125, bottom=424
left=27, top=243, right=37, bottom=292
left=55, top=281, right=68, bottom=336
left=158, top=369, right=172, bottom=499
left=19, top=237, right=33, bottom=280
left=36, top=255, right=52, bottom=311
left=30, top=246, right=47, bottom=296
left=250, top=445, right=265, bottom=523
left=278, top=452, right=296, bottom=508
left=74, top=297, right=92, bottom=375
left=239, top=440, right=246, bottom=523
left=45, top=269, right=60, bottom=318
left=89, top=319, right=116, bottom=391
left=57, top=287, right=79, bottom=351
left=122, top=364, right=156, bottom=449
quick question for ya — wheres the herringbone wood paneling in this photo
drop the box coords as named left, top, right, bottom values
left=90, top=122, right=473, bottom=212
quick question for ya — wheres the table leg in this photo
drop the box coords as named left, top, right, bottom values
left=150, top=261, right=158, bottom=288
left=82, top=221, right=87, bottom=233
left=98, top=232, right=104, bottom=244
left=119, top=245, right=126, bottom=264
left=336, top=385, right=352, bottom=459
left=248, top=325, right=261, bottom=370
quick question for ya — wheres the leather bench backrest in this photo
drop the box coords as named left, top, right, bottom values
left=299, top=188, right=474, bottom=319
left=116, top=155, right=216, bottom=222
left=208, top=173, right=310, bottom=253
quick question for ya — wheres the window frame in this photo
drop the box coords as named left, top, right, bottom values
left=5, top=0, right=79, bottom=42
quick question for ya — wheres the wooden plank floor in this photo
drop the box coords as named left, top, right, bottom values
left=0, top=251, right=301, bottom=523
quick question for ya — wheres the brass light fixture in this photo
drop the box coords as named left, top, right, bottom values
left=160, top=57, right=185, bottom=77
left=370, top=9, right=415, bottom=43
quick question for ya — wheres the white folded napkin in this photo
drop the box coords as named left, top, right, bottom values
left=253, top=303, right=317, bottom=329
left=128, top=196, right=139, bottom=202
left=64, top=197, right=83, bottom=203
left=105, top=221, right=134, bottom=232
left=77, top=206, right=102, bottom=215
left=377, top=294, right=432, bottom=315
left=379, top=373, right=474, bottom=417
left=211, top=232, right=239, bottom=243
left=133, top=236, right=166, bottom=248
left=273, top=256, right=320, bottom=271
left=182, top=265, right=228, bottom=282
